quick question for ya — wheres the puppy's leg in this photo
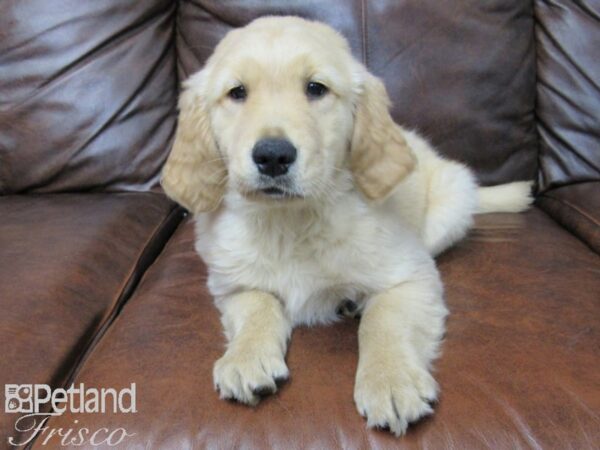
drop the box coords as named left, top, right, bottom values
left=422, top=159, right=478, bottom=256
left=213, top=290, right=291, bottom=405
left=354, top=277, right=447, bottom=436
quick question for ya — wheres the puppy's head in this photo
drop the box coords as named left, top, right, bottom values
left=162, top=16, right=415, bottom=213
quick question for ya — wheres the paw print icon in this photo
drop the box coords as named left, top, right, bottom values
left=5, top=385, right=34, bottom=413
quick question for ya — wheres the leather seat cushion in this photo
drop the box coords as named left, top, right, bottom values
left=36, top=208, right=600, bottom=449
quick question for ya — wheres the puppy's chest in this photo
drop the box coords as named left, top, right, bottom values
left=227, top=227, right=355, bottom=290
left=203, top=216, right=375, bottom=322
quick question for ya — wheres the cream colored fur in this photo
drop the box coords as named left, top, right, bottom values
left=161, top=16, right=532, bottom=436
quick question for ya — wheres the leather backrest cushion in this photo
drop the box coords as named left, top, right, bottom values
left=178, top=0, right=538, bottom=185
left=535, top=0, right=600, bottom=193
left=0, top=0, right=177, bottom=194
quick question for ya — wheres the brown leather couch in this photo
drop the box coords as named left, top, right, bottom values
left=1, top=1, right=598, bottom=448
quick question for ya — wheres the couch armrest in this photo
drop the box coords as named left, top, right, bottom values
left=536, top=182, right=600, bottom=254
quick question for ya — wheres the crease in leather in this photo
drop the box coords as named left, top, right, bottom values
left=69, top=27, right=175, bottom=163
left=23, top=204, right=186, bottom=450
left=7, top=4, right=175, bottom=112
left=19, top=12, right=176, bottom=193
left=196, top=1, right=244, bottom=28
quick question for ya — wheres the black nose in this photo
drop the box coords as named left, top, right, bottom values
left=252, top=138, right=297, bottom=177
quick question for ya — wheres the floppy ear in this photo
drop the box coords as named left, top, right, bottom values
left=350, top=71, right=416, bottom=201
left=161, top=75, right=226, bottom=214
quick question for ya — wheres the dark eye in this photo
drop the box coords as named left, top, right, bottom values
left=228, top=85, right=247, bottom=101
left=306, top=81, right=328, bottom=99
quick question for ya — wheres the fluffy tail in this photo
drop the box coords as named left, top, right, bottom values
left=477, top=181, right=534, bottom=214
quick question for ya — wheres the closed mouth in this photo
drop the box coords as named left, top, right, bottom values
left=253, top=186, right=303, bottom=200
left=261, top=187, right=285, bottom=195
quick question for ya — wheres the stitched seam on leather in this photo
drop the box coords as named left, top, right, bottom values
left=532, top=0, right=544, bottom=194
left=166, top=0, right=179, bottom=162
left=361, top=0, right=368, bottom=67
left=542, top=193, right=600, bottom=228
left=176, top=24, right=197, bottom=81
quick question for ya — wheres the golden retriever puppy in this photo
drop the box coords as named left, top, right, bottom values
left=161, top=16, right=532, bottom=435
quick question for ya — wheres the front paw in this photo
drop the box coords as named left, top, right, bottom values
left=213, top=347, right=289, bottom=406
left=354, top=362, right=438, bottom=436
